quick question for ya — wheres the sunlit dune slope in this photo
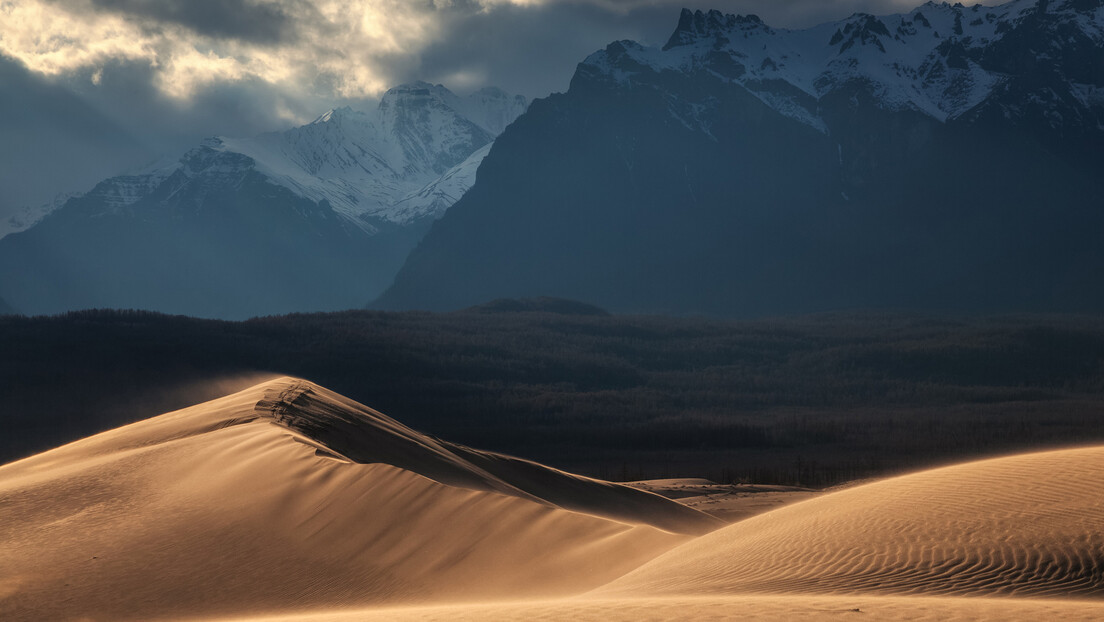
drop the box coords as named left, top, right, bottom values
left=0, top=378, right=710, bottom=621
left=596, top=446, right=1104, bottom=599
left=204, top=445, right=1104, bottom=622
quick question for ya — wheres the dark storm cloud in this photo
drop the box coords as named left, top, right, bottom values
left=84, top=0, right=305, bottom=44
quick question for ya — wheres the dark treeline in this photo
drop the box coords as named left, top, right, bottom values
left=3, top=308, right=1104, bottom=486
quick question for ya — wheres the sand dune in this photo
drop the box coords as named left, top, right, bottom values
left=210, top=445, right=1104, bottom=621
left=598, top=446, right=1104, bottom=599
left=257, top=380, right=720, bottom=535
left=0, top=378, right=709, bottom=621
left=4, top=377, right=1104, bottom=621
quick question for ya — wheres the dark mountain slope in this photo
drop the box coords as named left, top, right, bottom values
left=0, top=84, right=527, bottom=319
left=376, top=0, right=1104, bottom=315
left=0, top=152, right=417, bottom=319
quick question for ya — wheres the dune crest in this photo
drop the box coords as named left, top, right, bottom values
left=254, top=379, right=721, bottom=535
left=6, top=377, right=1104, bottom=621
left=0, top=378, right=707, bottom=621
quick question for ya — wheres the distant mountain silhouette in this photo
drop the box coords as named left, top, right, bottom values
left=376, top=0, right=1104, bottom=315
left=0, top=84, right=527, bottom=319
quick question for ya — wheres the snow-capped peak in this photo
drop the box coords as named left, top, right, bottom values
left=663, top=8, right=772, bottom=50
left=42, top=83, right=529, bottom=234
left=310, top=107, right=354, bottom=125
left=0, top=192, right=75, bottom=239
left=581, top=0, right=1103, bottom=131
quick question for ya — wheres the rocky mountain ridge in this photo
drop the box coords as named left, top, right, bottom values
left=376, top=0, right=1104, bottom=314
left=0, top=83, right=527, bottom=318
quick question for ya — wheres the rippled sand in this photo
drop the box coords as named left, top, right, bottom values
left=3, top=377, right=1102, bottom=621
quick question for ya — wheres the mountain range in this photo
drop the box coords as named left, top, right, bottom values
left=0, top=83, right=526, bottom=319
left=2, top=0, right=1102, bottom=319
left=376, top=0, right=1104, bottom=315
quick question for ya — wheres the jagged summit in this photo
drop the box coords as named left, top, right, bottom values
left=309, top=106, right=355, bottom=125
left=587, top=0, right=1104, bottom=129
left=384, top=80, right=438, bottom=92
left=210, top=81, right=526, bottom=226
left=0, top=81, right=530, bottom=317
left=376, top=0, right=1104, bottom=315
left=664, top=9, right=768, bottom=50
left=14, top=81, right=529, bottom=237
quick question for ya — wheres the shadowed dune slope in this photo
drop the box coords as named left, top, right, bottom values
left=262, top=380, right=721, bottom=535
left=0, top=378, right=708, bottom=621
left=596, top=446, right=1104, bottom=599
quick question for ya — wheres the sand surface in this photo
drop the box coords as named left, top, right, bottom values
left=3, top=377, right=1103, bottom=621
left=600, top=445, right=1104, bottom=599
left=0, top=378, right=707, bottom=621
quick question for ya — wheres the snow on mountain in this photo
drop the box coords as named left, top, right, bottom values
left=578, top=0, right=1103, bottom=131
left=0, top=82, right=529, bottom=317
left=20, top=83, right=527, bottom=238
left=1, top=155, right=183, bottom=240
left=388, top=142, right=492, bottom=224
left=375, top=0, right=1104, bottom=315
left=0, top=192, right=74, bottom=239
left=210, top=82, right=527, bottom=229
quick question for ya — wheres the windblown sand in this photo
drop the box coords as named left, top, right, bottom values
left=2, top=377, right=1102, bottom=621
left=599, top=445, right=1104, bottom=599
left=0, top=378, right=708, bottom=620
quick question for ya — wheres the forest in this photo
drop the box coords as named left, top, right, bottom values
left=3, top=303, right=1104, bottom=486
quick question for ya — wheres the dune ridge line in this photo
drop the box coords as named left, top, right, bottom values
left=0, top=377, right=706, bottom=621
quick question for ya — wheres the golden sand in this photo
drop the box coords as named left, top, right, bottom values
left=2, top=378, right=1102, bottom=621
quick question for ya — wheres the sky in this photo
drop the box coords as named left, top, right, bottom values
left=0, top=0, right=988, bottom=218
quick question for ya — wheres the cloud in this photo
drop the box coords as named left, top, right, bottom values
left=0, top=0, right=1008, bottom=218
left=84, top=0, right=303, bottom=44
left=1, top=0, right=1004, bottom=107
left=2, top=1, right=427, bottom=102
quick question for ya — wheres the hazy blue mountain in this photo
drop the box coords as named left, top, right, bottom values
left=0, top=58, right=152, bottom=239
left=0, top=296, right=15, bottom=315
left=0, top=83, right=527, bottom=319
left=376, top=0, right=1104, bottom=315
